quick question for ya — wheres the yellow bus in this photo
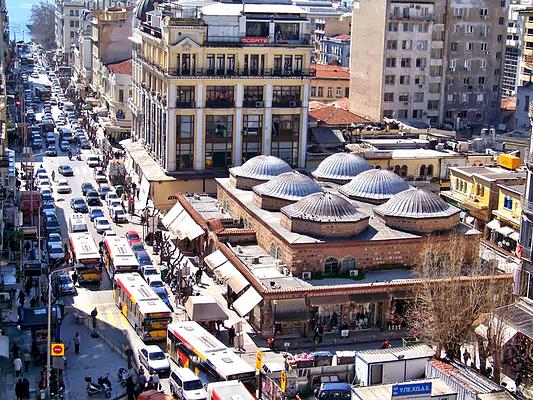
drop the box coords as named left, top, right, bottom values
left=69, top=232, right=102, bottom=283
left=103, top=237, right=140, bottom=277
left=113, top=273, right=172, bottom=341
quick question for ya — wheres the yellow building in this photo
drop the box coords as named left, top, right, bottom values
left=128, top=0, right=312, bottom=199
left=441, top=166, right=526, bottom=234
left=486, top=183, right=524, bottom=254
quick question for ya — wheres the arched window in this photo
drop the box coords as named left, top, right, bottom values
left=427, top=164, right=434, bottom=176
left=270, top=243, right=276, bottom=258
left=275, top=246, right=283, bottom=261
left=419, top=164, right=427, bottom=177
left=400, top=165, right=408, bottom=177
left=324, top=257, right=340, bottom=275
left=394, top=165, right=401, bottom=175
left=342, top=256, right=357, bottom=271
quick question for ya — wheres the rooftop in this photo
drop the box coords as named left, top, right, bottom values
left=391, top=148, right=461, bottom=159
left=311, top=63, right=350, bottom=79
left=184, top=194, right=227, bottom=221
left=497, top=182, right=525, bottom=196
left=449, top=165, right=526, bottom=182
left=309, top=104, right=370, bottom=125
left=106, top=58, right=132, bottom=75
left=201, top=2, right=307, bottom=16
left=353, top=379, right=455, bottom=400
left=329, top=33, right=351, bottom=41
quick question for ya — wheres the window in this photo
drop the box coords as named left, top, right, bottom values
left=342, top=257, right=356, bottom=271
left=397, top=109, right=408, bottom=118
left=242, top=114, right=262, bottom=161
left=387, top=40, right=397, bottom=50
left=416, top=58, right=427, bottom=69
left=480, top=8, right=488, bottom=17
left=478, top=76, right=485, bottom=85
left=271, top=114, right=300, bottom=166
left=243, top=86, right=263, bottom=107
left=477, top=94, right=484, bottom=102
left=317, top=87, right=323, bottom=97
left=311, top=86, right=317, bottom=97
left=401, top=58, right=411, bottom=68
left=466, top=25, right=474, bottom=34
left=400, top=75, right=410, bottom=85
left=384, top=93, right=394, bottom=102
left=385, top=75, right=395, bottom=85
left=273, top=86, right=301, bottom=107
left=324, top=257, right=340, bottom=275
left=452, top=24, right=460, bottom=34
left=480, top=42, right=488, bottom=51
left=414, top=76, right=425, bottom=85
left=273, top=55, right=282, bottom=74
left=206, top=86, right=234, bottom=107
left=336, top=87, right=342, bottom=97
left=176, top=115, right=194, bottom=170
left=402, top=40, right=412, bottom=50
left=118, top=90, right=124, bottom=104
left=416, top=41, right=427, bottom=51
left=464, top=76, right=470, bottom=85
left=418, top=23, right=429, bottom=33
left=481, top=25, right=489, bottom=36
left=499, top=17, right=504, bottom=25
left=466, top=42, right=473, bottom=51
left=427, top=164, right=434, bottom=176
left=274, top=22, right=300, bottom=41
left=176, top=86, right=195, bottom=108
left=413, top=92, right=424, bottom=102
left=450, top=42, right=457, bottom=52
left=388, top=22, right=398, bottom=32
left=428, top=100, right=439, bottom=110
left=403, top=23, right=414, bottom=32
left=383, top=110, right=394, bottom=118
left=420, top=164, right=427, bottom=176
left=205, top=115, right=233, bottom=169
left=216, top=54, right=226, bottom=75
left=70, top=31, right=75, bottom=39
left=480, top=59, right=487, bottom=69
left=412, top=109, right=423, bottom=118
left=206, top=54, right=215, bottom=73
left=386, top=58, right=396, bottom=68
left=176, top=54, right=196, bottom=76
left=429, top=83, right=440, bottom=93
left=70, top=21, right=75, bottom=28
left=399, top=93, right=409, bottom=102
left=327, top=87, right=333, bottom=98
left=447, top=94, right=454, bottom=102
left=246, top=21, right=269, bottom=37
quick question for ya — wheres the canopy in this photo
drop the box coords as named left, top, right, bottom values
left=161, top=200, right=204, bottom=241
left=496, top=225, right=514, bottom=237
left=273, top=299, right=309, bottom=321
left=486, top=219, right=500, bottom=230
left=185, top=295, right=228, bottom=322
left=233, top=287, right=263, bottom=317
left=509, top=231, right=520, bottom=241
left=204, top=250, right=228, bottom=271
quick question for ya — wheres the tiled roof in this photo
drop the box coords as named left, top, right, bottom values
left=106, top=58, right=132, bottom=75
left=309, top=104, right=371, bottom=125
left=312, top=63, right=350, bottom=79
left=309, top=100, right=327, bottom=111
left=328, top=97, right=350, bottom=110
left=500, top=97, right=516, bottom=111
left=332, top=33, right=351, bottom=41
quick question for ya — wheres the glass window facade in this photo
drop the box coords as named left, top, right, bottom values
left=271, top=114, right=299, bottom=167
left=205, top=115, right=233, bottom=169
left=242, top=114, right=263, bottom=162
left=176, top=115, right=194, bottom=170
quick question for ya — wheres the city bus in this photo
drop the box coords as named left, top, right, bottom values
left=102, top=237, right=140, bottom=277
left=69, top=232, right=102, bottom=283
left=113, top=273, right=172, bottom=341
left=167, top=321, right=256, bottom=384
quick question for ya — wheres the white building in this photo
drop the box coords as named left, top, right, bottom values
left=55, top=0, right=85, bottom=64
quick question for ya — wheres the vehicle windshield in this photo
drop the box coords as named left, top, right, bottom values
left=183, top=380, right=203, bottom=391
left=144, top=269, right=157, bottom=276
left=149, top=351, right=166, bottom=361
left=97, top=219, right=110, bottom=225
left=50, top=247, right=63, bottom=254
left=92, top=210, right=103, bottom=217
left=131, top=243, right=145, bottom=252
left=150, top=281, right=164, bottom=288
left=58, top=275, right=72, bottom=284
left=127, top=233, right=139, bottom=240
left=74, top=199, right=85, bottom=204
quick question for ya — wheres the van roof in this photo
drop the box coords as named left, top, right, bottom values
left=172, top=367, right=199, bottom=380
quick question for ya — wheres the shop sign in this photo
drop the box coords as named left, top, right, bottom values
left=391, top=382, right=432, bottom=400
left=241, top=36, right=269, bottom=44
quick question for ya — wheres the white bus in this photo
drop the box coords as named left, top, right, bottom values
left=113, top=273, right=172, bottom=341
left=103, top=237, right=139, bottom=276
left=167, top=321, right=255, bottom=384
left=69, top=232, right=102, bottom=283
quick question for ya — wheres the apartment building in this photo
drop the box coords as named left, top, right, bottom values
left=518, top=7, right=533, bottom=89
left=129, top=0, right=312, bottom=182
left=310, top=64, right=350, bottom=101
left=313, top=12, right=351, bottom=62
left=55, top=0, right=85, bottom=64
left=317, top=33, right=351, bottom=66
left=349, top=0, right=506, bottom=128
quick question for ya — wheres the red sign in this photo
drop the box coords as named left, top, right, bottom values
left=241, top=36, right=269, bottom=44
left=51, top=343, right=65, bottom=357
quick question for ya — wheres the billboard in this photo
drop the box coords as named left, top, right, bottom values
left=391, top=382, right=432, bottom=400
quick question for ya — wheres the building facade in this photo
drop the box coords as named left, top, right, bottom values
left=518, top=7, right=533, bottom=89
left=349, top=0, right=506, bottom=128
left=317, top=33, right=351, bottom=66
left=309, top=64, right=350, bottom=101
left=129, top=0, right=312, bottom=180
left=55, top=0, right=85, bottom=64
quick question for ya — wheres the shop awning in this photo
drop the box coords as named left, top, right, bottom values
left=274, top=299, right=309, bottom=322
left=475, top=322, right=517, bottom=345
left=226, top=272, right=250, bottom=294
left=486, top=219, right=500, bottom=230
left=185, top=295, right=228, bottom=322
left=496, top=225, right=515, bottom=237
left=233, top=287, right=263, bottom=317
left=204, top=250, right=228, bottom=271
left=510, top=231, right=520, bottom=242
left=162, top=200, right=204, bottom=241
left=349, top=293, right=391, bottom=304
left=214, top=261, right=238, bottom=281
left=466, top=216, right=475, bottom=225
left=494, top=301, right=533, bottom=339
left=309, top=296, right=350, bottom=306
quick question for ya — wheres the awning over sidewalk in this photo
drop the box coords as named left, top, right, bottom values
left=486, top=219, right=500, bottom=230
left=510, top=231, right=520, bottom=241
left=494, top=300, right=533, bottom=339
left=349, top=293, right=391, bottom=303
left=213, top=260, right=249, bottom=293
left=204, top=250, right=228, bottom=271
left=496, top=225, right=514, bottom=237
left=233, top=287, right=263, bottom=317
left=274, top=299, right=309, bottom=322
left=185, top=295, right=228, bottom=322
left=309, top=296, right=350, bottom=306
left=161, top=200, right=204, bottom=241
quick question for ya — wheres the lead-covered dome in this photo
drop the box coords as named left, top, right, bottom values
left=253, top=171, right=321, bottom=209
left=339, top=169, right=409, bottom=204
left=312, top=153, right=371, bottom=184
left=229, top=155, right=292, bottom=190
left=280, top=192, right=369, bottom=237
left=374, top=188, right=460, bottom=233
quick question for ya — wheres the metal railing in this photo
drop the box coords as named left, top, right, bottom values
left=176, top=100, right=195, bottom=109
left=522, top=245, right=532, bottom=261
left=165, top=67, right=315, bottom=78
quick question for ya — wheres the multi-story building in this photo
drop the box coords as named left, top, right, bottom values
left=128, top=0, right=312, bottom=203
left=317, top=33, right=351, bottom=66
left=55, top=0, right=85, bottom=64
left=310, top=64, right=350, bottom=101
left=312, top=12, right=351, bottom=62
left=518, top=7, right=533, bottom=89
left=349, top=0, right=507, bottom=128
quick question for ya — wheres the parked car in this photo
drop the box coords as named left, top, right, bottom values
left=70, top=197, right=89, bottom=213
left=146, top=276, right=164, bottom=289
left=135, top=250, right=152, bottom=267
left=98, top=183, right=112, bottom=199
left=138, top=346, right=170, bottom=377
left=86, top=155, right=100, bottom=167
left=47, top=243, right=65, bottom=261
left=153, top=286, right=173, bottom=312
left=46, top=232, right=62, bottom=250
left=58, top=164, right=73, bottom=176
left=140, top=265, right=158, bottom=280
left=57, top=274, right=76, bottom=296
left=44, top=215, right=60, bottom=233
left=169, top=368, right=205, bottom=400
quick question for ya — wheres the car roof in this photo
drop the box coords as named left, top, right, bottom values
left=144, top=345, right=161, bottom=352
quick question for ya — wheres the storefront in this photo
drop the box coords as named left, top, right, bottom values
left=486, top=218, right=520, bottom=254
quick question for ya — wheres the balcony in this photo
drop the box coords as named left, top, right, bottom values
left=165, top=67, right=314, bottom=78
left=389, top=13, right=434, bottom=21
left=140, top=22, right=162, bottom=39
left=242, top=100, right=264, bottom=108
left=176, top=100, right=195, bottom=109
left=523, top=199, right=533, bottom=218
left=205, top=99, right=234, bottom=108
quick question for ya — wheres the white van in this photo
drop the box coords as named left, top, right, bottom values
left=169, top=368, right=207, bottom=400
left=68, top=213, right=88, bottom=233
left=63, top=101, right=75, bottom=112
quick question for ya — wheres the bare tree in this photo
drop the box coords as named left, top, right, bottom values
left=27, top=1, right=56, bottom=50
left=407, top=234, right=513, bottom=364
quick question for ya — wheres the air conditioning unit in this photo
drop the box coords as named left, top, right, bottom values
left=255, top=101, right=264, bottom=107
left=288, top=101, right=297, bottom=107
left=252, top=257, right=260, bottom=264
left=349, top=270, right=359, bottom=278
left=301, top=271, right=312, bottom=280
left=232, top=218, right=240, bottom=225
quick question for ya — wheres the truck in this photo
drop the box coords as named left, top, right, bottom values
left=207, top=381, right=255, bottom=400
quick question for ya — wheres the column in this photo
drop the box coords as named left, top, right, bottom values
left=263, top=83, right=273, bottom=155
left=298, top=82, right=309, bottom=168
left=234, top=83, right=244, bottom=166
left=194, top=83, right=204, bottom=170
left=166, top=84, right=177, bottom=171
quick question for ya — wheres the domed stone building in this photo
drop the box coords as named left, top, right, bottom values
left=229, top=155, right=292, bottom=190
left=339, top=169, right=409, bottom=204
left=253, top=171, right=322, bottom=210
left=312, top=153, right=371, bottom=184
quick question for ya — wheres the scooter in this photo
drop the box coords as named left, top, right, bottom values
left=85, top=373, right=112, bottom=398
left=117, top=367, right=129, bottom=387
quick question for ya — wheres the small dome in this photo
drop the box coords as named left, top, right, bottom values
left=253, top=171, right=321, bottom=201
left=230, top=155, right=292, bottom=181
left=375, top=188, right=460, bottom=218
left=339, top=169, right=409, bottom=203
left=312, top=153, right=371, bottom=183
left=281, top=192, right=366, bottom=222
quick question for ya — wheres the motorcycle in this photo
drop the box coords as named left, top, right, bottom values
left=85, top=373, right=112, bottom=398
left=117, top=367, right=129, bottom=387
left=67, top=151, right=72, bottom=161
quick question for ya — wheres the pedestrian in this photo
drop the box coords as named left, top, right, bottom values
left=381, top=339, right=390, bottom=349
left=73, top=332, right=81, bottom=354
left=463, top=349, right=471, bottom=366
left=23, top=350, right=31, bottom=372
left=72, top=270, right=78, bottom=287
left=125, top=346, right=134, bottom=369
left=14, top=356, right=22, bottom=377
left=12, top=342, right=20, bottom=358
left=228, top=325, right=236, bottom=347
left=21, top=377, right=30, bottom=400
left=15, top=378, right=24, bottom=400
left=149, top=372, right=160, bottom=390
left=138, top=372, right=147, bottom=392
left=91, top=307, right=98, bottom=330
left=126, top=376, right=136, bottom=400
left=18, top=291, right=25, bottom=308
left=195, top=268, right=203, bottom=285
left=24, top=278, right=32, bottom=296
